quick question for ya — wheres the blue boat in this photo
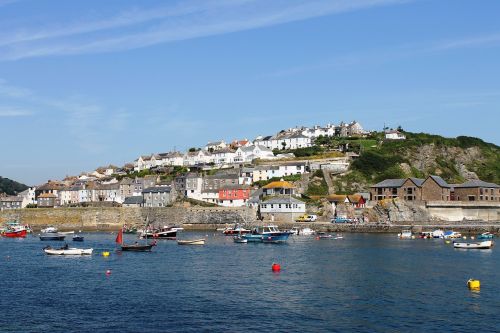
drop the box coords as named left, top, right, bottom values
left=477, top=232, right=494, bottom=239
left=243, top=225, right=291, bottom=243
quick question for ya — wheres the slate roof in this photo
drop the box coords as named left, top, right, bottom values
left=123, top=196, right=143, bottom=205
left=261, top=196, right=304, bottom=204
left=370, top=179, right=406, bottom=188
left=454, top=180, right=500, bottom=188
left=142, top=186, right=172, bottom=193
left=427, top=175, right=450, bottom=188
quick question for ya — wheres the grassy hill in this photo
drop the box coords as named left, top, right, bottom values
left=0, top=176, right=29, bottom=196
left=332, top=132, right=500, bottom=194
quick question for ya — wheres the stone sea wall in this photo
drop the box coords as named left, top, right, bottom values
left=0, top=207, right=256, bottom=231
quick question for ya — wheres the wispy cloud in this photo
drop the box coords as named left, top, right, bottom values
left=0, top=0, right=19, bottom=7
left=0, top=106, right=32, bottom=117
left=0, top=0, right=413, bottom=61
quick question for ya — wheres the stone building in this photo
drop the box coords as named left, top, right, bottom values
left=38, top=193, right=57, bottom=207
left=453, top=180, right=500, bottom=202
left=142, top=186, right=174, bottom=207
left=0, top=196, right=23, bottom=210
left=370, top=175, right=450, bottom=202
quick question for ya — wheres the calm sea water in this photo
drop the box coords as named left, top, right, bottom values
left=0, top=231, right=499, bottom=332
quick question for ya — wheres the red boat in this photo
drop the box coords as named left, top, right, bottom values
left=3, top=228, right=27, bottom=238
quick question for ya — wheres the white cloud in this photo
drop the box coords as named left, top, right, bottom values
left=0, top=0, right=413, bottom=61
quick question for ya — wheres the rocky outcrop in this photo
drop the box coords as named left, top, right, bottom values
left=371, top=199, right=433, bottom=223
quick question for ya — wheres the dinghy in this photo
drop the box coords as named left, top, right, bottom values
left=177, top=239, right=205, bottom=245
left=453, top=240, right=493, bottom=249
left=43, top=245, right=93, bottom=255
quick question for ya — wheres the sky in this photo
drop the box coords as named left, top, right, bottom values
left=0, top=0, right=499, bottom=185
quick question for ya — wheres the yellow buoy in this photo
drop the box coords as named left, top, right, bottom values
left=463, top=236, right=467, bottom=240
left=467, top=279, right=480, bottom=290
left=102, top=251, right=110, bottom=257
left=471, top=236, right=475, bottom=240
left=445, top=240, right=451, bottom=244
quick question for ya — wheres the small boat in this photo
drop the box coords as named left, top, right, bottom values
left=72, top=235, right=84, bottom=242
left=301, top=227, right=315, bottom=236
left=334, top=234, right=344, bottom=240
left=40, top=234, right=66, bottom=241
left=398, top=230, right=412, bottom=239
left=243, top=225, right=291, bottom=243
left=59, top=231, right=75, bottom=235
left=444, top=231, right=462, bottom=239
left=233, top=235, right=248, bottom=243
left=453, top=240, right=493, bottom=249
left=477, top=232, right=495, bottom=239
left=2, top=225, right=28, bottom=238
left=177, top=239, right=205, bottom=245
left=41, top=226, right=58, bottom=233
left=223, top=224, right=250, bottom=235
left=288, top=227, right=299, bottom=235
left=140, top=226, right=177, bottom=240
left=116, top=228, right=155, bottom=252
left=43, top=245, right=93, bottom=255
left=419, top=231, right=433, bottom=239
left=316, top=232, right=333, bottom=239
left=432, top=230, right=444, bottom=238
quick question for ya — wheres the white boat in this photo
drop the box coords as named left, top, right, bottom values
left=334, top=234, right=344, bottom=239
left=59, top=231, right=75, bottom=235
left=301, top=227, right=315, bottom=236
left=41, top=226, right=58, bottom=233
left=453, top=240, right=493, bottom=249
left=444, top=231, right=462, bottom=239
left=233, top=236, right=248, bottom=243
left=43, top=246, right=93, bottom=255
left=177, top=239, right=205, bottom=245
left=398, top=230, right=412, bottom=239
left=432, top=230, right=444, bottom=238
left=288, top=227, right=299, bottom=235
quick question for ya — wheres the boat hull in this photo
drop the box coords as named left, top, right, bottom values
left=39, top=234, right=66, bottom=241
left=121, top=244, right=154, bottom=251
left=453, top=240, right=493, bottom=249
left=44, top=248, right=93, bottom=255
left=3, top=230, right=27, bottom=238
left=262, top=233, right=291, bottom=243
left=72, top=236, right=84, bottom=242
left=177, top=239, right=205, bottom=245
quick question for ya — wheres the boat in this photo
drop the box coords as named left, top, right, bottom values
left=122, top=225, right=138, bottom=234
left=72, top=235, right=84, bottom=242
left=477, top=232, right=495, bottom=239
left=419, top=231, right=433, bottom=239
left=432, top=230, right=445, bottom=238
left=301, top=227, right=315, bottom=236
left=398, top=230, right=413, bottom=239
left=316, top=232, right=333, bottom=239
left=334, top=234, right=344, bottom=239
left=222, top=224, right=250, bottom=235
left=116, top=228, right=155, bottom=252
left=43, top=245, right=93, bottom=255
left=233, top=235, right=248, bottom=243
left=288, top=227, right=299, bottom=235
left=243, top=225, right=291, bottom=243
left=443, top=231, right=462, bottom=239
left=2, top=225, right=28, bottom=238
left=453, top=240, right=493, bottom=249
left=58, top=231, right=75, bottom=235
left=41, top=226, right=58, bottom=233
left=39, top=234, right=66, bottom=241
left=140, top=226, right=177, bottom=240
left=177, top=239, right=205, bottom=245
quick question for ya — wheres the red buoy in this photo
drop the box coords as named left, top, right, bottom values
left=106, top=269, right=112, bottom=275
left=272, top=263, right=281, bottom=272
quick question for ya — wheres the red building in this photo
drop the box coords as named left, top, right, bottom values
left=218, top=185, right=251, bottom=207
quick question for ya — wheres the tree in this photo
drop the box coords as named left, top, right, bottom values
left=188, top=147, right=197, bottom=152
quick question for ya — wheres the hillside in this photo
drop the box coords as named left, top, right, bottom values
left=0, top=176, right=29, bottom=196
left=331, top=132, right=500, bottom=194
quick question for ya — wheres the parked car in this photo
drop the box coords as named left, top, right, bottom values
left=331, top=217, right=355, bottom=223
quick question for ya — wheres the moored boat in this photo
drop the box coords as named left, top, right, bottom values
left=177, top=239, right=205, bottom=245
left=116, top=228, right=155, bottom=252
left=140, top=226, right=177, bottom=240
left=41, top=226, right=58, bottom=233
left=1, top=222, right=29, bottom=238
left=398, top=230, right=413, bottom=239
left=316, top=232, right=333, bottom=239
left=39, top=234, right=66, bottom=241
left=243, top=225, right=291, bottom=243
left=43, top=245, right=93, bottom=255
left=453, top=240, right=493, bottom=249
left=477, top=232, right=494, bottom=239
left=72, top=235, right=84, bottom=242
left=233, top=235, right=248, bottom=243
left=444, top=231, right=462, bottom=239
left=223, top=224, right=250, bottom=235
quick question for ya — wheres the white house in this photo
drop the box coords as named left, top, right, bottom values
left=158, top=152, right=184, bottom=166
left=18, top=187, right=37, bottom=207
left=234, top=145, right=275, bottom=163
left=134, top=155, right=157, bottom=171
left=278, top=163, right=306, bottom=176
left=212, top=148, right=236, bottom=165
left=183, top=150, right=213, bottom=166
left=259, top=197, right=306, bottom=214
left=185, top=173, right=203, bottom=201
left=385, top=130, right=406, bottom=140
left=205, top=140, right=227, bottom=152
left=200, top=189, right=219, bottom=204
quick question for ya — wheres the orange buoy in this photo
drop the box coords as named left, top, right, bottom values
left=272, top=263, right=281, bottom=272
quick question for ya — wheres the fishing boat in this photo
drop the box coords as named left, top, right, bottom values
left=43, top=245, right=93, bottom=255
left=453, top=240, right=493, bottom=249
left=398, top=230, right=413, bottom=239
left=233, top=235, right=248, bottom=243
left=140, top=226, right=177, bottom=240
left=116, top=228, right=155, bottom=252
left=242, top=225, right=291, bottom=243
left=2, top=224, right=28, bottom=238
left=477, top=232, right=495, bottom=239
left=222, top=224, right=250, bottom=235
left=177, top=239, right=205, bottom=245
left=39, top=234, right=65, bottom=241
left=72, top=235, right=84, bottom=242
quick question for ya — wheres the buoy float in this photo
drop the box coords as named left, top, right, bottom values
left=316, top=236, right=320, bottom=240
left=445, top=240, right=451, bottom=244
left=102, top=251, right=110, bottom=257
left=271, top=263, right=281, bottom=272
left=106, top=269, right=112, bottom=275
left=471, top=236, right=475, bottom=240
left=463, top=236, right=467, bottom=240
left=467, top=279, right=480, bottom=290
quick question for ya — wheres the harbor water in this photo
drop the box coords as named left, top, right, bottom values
left=1, top=232, right=499, bottom=332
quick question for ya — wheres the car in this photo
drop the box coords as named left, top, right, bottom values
left=295, top=214, right=318, bottom=222
left=331, top=217, right=354, bottom=223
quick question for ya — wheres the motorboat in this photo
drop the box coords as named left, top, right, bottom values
left=223, top=224, right=250, bottom=235
left=453, top=240, right=493, bottom=249
left=288, top=227, right=299, bottom=235
left=301, top=227, right=315, bottom=236
left=72, top=235, right=84, bottom=242
left=140, top=226, right=177, bottom=240
left=233, top=236, right=248, bottom=243
left=316, top=232, right=333, bottom=239
left=41, top=226, right=58, bottom=233
left=43, top=245, right=93, bottom=255
left=432, top=230, right=445, bottom=238
left=477, top=232, right=494, bottom=239
left=334, top=234, right=344, bottom=239
left=419, top=231, right=433, bottom=239
left=443, top=231, right=462, bottom=239
left=2, top=224, right=28, bottom=238
left=243, top=225, right=291, bottom=243
left=58, top=231, right=75, bottom=235
left=39, top=233, right=65, bottom=241
left=398, top=230, right=413, bottom=239
left=177, top=239, right=205, bottom=245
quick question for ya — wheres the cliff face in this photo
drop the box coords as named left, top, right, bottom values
left=370, top=199, right=433, bottom=223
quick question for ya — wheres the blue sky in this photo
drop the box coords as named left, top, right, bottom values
left=1, top=0, right=499, bottom=185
